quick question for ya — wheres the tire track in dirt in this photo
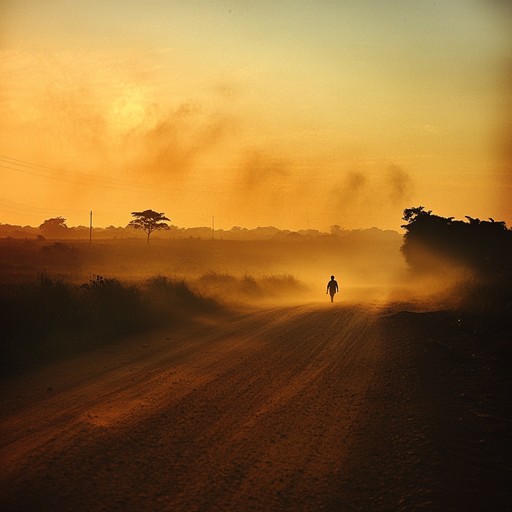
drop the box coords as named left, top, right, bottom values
left=1, top=304, right=381, bottom=512
left=0, top=307, right=295, bottom=467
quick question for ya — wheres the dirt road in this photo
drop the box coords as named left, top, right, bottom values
left=1, top=304, right=511, bottom=511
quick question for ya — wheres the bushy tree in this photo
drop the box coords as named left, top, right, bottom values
left=127, top=210, right=170, bottom=244
left=39, top=217, right=68, bottom=238
left=401, top=206, right=511, bottom=275
left=330, top=224, right=342, bottom=236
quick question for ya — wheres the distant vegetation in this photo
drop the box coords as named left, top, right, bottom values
left=0, top=229, right=403, bottom=289
left=0, top=219, right=398, bottom=241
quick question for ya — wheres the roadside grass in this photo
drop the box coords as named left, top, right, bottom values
left=0, top=274, right=219, bottom=377
left=0, top=272, right=307, bottom=377
left=195, top=271, right=308, bottom=301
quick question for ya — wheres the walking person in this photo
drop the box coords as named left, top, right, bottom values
left=326, top=275, right=339, bottom=303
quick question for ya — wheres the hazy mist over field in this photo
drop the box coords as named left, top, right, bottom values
left=0, top=229, right=409, bottom=304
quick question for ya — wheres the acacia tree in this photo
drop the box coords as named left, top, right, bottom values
left=127, top=210, right=170, bottom=244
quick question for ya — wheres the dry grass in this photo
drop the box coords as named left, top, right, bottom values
left=0, top=274, right=219, bottom=376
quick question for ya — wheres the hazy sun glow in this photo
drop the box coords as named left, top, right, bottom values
left=1, top=0, right=510, bottom=230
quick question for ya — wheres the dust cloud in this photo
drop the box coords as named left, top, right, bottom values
left=127, top=103, right=235, bottom=178
left=0, top=50, right=238, bottom=206
left=228, top=150, right=296, bottom=226
left=386, top=164, right=413, bottom=204
left=0, top=228, right=418, bottom=308
left=323, top=164, right=414, bottom=230
left=1, top=48, right=419, bottom=230
left=329, top=171, right=367, bottom=208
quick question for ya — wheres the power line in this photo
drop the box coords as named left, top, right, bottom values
left=0, top=157, right=159, bottom=192
left=0, top=196, right=155, bottom=223
left=0, top=197, right=85, bottom=214
left=0, top=155, right=241, bottom=194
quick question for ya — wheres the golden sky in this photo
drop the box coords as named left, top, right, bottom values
left=1, top=0, right=510, bottom=231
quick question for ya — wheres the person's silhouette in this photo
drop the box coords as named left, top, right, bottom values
left=326, top=275, right=339, bottom=302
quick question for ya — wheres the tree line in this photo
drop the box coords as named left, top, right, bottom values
left=1, top=211, right=400, bottom=242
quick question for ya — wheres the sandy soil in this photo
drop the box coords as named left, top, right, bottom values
left=1, top=303, right=511, bottom=511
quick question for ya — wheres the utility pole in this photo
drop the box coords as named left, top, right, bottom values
left=89, top=210, right=93, bottom=244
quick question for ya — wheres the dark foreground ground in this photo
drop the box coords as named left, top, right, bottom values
left=343, top=308, right=512, bottom=511
left=1, top=303, right=511, bottom=511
